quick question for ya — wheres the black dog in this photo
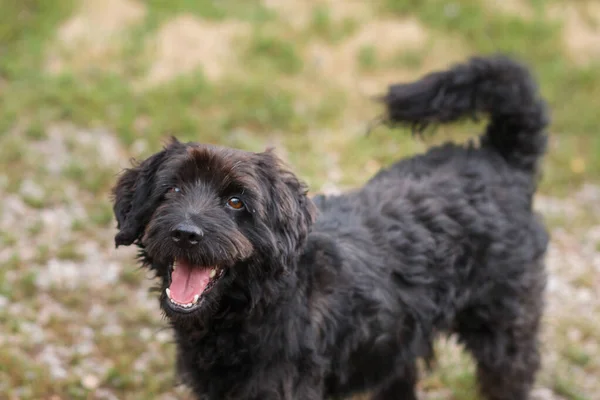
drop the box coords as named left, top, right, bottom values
left=112, top=55, right=549, bottom=400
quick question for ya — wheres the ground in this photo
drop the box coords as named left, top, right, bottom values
left=0, top=0, right=599, bottom=399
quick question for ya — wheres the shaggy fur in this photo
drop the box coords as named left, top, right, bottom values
left=112, top=55, right=549, bottom=400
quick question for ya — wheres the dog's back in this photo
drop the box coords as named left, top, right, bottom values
left=310, top=56, right=549, bottom=400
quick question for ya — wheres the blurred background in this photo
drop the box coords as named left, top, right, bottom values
left=1, top=0, right=599, bottom=399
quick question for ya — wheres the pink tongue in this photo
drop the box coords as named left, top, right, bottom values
left=169, top=260, right=211, bottom=304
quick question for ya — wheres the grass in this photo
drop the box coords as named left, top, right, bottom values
left=306, top=4, right=360, bottom=43
left=552, top=376, right=588, bottom=400
left=357, top=45, right=378, bottom=71
left=143, top=0, right=274, bottom=25
left=0, top=0, right=599, bottom=399
left=245, top=32, right=304, bottom=75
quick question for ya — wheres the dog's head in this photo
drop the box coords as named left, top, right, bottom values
left=111, top=138, right=316, bottom=321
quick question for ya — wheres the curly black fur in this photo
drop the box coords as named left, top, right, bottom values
left=112, top=55, right=549, bottom=400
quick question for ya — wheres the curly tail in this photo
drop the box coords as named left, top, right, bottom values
left=381, top=55, right=550, bottom=173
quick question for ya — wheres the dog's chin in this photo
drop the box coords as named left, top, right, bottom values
left=160, top=257, right=226, bottom=318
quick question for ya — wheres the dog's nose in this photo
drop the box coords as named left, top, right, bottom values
left=171, top=223, right=203, bottom=247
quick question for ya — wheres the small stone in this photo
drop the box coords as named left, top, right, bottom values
left=81, top=374, right=100, bottom=390
left=95, top=388, right=119, bottom=400
left=155, top=330, right=172, bottom=343
left=139, top=328, right=152, bottom=341
left=530, top=387, right=555, bottom=400
left=567, top=328, right=582, bottom=342
left=19, top=179, right=45, bottom=202
left=101, top=324, right=123, bottom=337
left=75, top=341, right=95, bottom=356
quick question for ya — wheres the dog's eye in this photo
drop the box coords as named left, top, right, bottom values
left=227, top=197, right=244, bottom=210
left=168, top=187, right=181, bottom=194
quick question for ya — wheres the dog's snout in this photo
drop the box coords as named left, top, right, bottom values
left=171, top=223, right=204, bottom=247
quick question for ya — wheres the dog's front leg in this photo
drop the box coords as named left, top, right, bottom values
left=237, top=367, right=324, bottom=400
left=244, top=384, right=323, bottom=400
left=293, top=377, right=325, bottom=400
left=281, top=374, right=325, bottom=400
left=371, top=363, right=418, bottom=400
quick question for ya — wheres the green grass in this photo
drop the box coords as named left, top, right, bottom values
left=391, top=48, right=426, bottom=69
left=563, top=345, right=592, bottom=368
left=552, top=376, right=589, bottom=400
left=143, top=0, right=274, bottom=25
left=357, top=45, right=378, bottom=71
left=1, top=0, right=599, bottom=399
left=306, top=4, right=360, bottom=43
left=56, top=241, right=85, bottom=262
left=0, top=0, right=76, bottom=78
left=245, top=32, right=304, bottom=75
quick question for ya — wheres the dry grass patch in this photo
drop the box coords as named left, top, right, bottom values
left=301, top=20, right=470, bottom=131
left=550, top=2, right=600, bottom=65
left=262, top=0, right=373, bottom=30
left=305, top=18, right=427, bottom=89
left=483, top=0, right=534, bottom=19
left=46, top=0, right=146, bottom=74
left=143, top=15, right=250, bottom=86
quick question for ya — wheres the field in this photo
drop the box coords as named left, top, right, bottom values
left=1, top=0, right=599, bottom=399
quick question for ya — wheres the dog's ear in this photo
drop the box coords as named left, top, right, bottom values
left=254, top=150, right=317, bottom=262
left=112, top=139, right=181, bottom=247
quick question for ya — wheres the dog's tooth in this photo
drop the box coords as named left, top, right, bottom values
left=172, top=261, right=177, bottom=271
left=166, top=288, right=171, bottom=298
left=193, top=294, right=200, bottom=304
left=209, top=269, right=216, bottom=279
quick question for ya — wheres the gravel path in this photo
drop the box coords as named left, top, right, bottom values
left=1, top=129, right=598, bottom=399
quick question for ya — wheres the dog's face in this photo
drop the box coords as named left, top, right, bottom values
left=111, top=139, right=316, bottom=322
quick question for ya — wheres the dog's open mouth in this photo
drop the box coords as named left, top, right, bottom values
left=165, top=258, right=223, bottom=312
